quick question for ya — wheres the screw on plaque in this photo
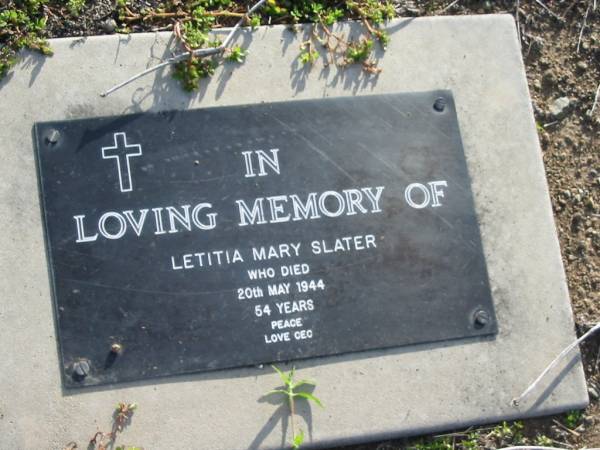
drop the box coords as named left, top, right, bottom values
left=111, top=343, right=123, bottom=354
left=105, top=343, right=121, bottom=369
left=45, top=129, right=61, bottom=146
left=72, top=360, right=90, bottom=381
left=473, top=309, right=490, bottom=329
left=433, top=97, right=446, bottom=112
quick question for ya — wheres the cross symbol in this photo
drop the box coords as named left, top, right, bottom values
left=101, top=132, right=143, bottom=193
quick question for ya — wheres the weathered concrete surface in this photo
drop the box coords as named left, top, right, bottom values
left=0, top=15, right=587, bottom=450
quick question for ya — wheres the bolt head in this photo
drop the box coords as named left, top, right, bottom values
left=45, top=129, right=61, bottom=146
left=433, top=97, right=446, bottom=112
left=473, top=310, right=490, bottom=328
left=111, top=343, right=122, bottom=354
left=73, top=360, right=90, bottom=379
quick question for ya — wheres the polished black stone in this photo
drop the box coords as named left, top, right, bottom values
left=34, top=91, right=496, bottom=388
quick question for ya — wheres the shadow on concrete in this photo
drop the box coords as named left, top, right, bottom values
left=123, top=33, right=194, bottom=114
left=528, top=352, right=583, bottom=412
left=122, top=28, right=254, bottom=114
left=286, top=18, right=416, bottom=96
left=113, top=33, right=132, bottom=65
left=0, top=50, right=48, bottom=90
left=83, top=403, right=136, bottom=450
left=0, top=70, right=14, bottom=91
left=61, top=330, right=494, bottom=398
left=288, top=23, right=382, bottom=95
left=111, top=17, right=417, bottom=111
left=25, top=53, right=47, bottom=87
left=250, top=385, right=316, bottom=450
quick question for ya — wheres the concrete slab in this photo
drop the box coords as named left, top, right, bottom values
left=0, top=14, right=588, bottom=450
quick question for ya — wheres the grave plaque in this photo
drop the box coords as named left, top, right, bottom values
left=34, top=91, right=496, bottom=388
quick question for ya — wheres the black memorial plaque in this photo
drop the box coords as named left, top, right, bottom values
left=34, top=91, right=497, bottom=388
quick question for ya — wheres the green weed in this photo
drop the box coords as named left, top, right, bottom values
left=0, top=1, right=52, bottom=78
left=564, top=409, right=582, bottom=429
left=489, top=420, right=525, bottom=446
left=534, top=434, right=554, bottom=446
left=67, top=0, right=85, bottom=16
left=267, top=365, right=323, bottom=449
left=1, top=0, right=395, bottom=90
left=173, top=56, right=218, bottom=91
left=63, top=402, right=139, bottom=450
left=299, top=42, right=319, bottom=65
left=412, top=437, right=453, bottom=450
left=345, top=38, right=373, bottom=63
left=226, top=45, right=247, bottom=63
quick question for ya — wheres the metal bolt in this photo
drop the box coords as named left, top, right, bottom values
left=111, top=343, right=122, bottom=354
left=45, top=129, right=61, bottom=146
left=433, top=97, right=446, bottom=112
left=474, top=309, right=490, bottom=328
left=73, top=360, right=90, bottom=379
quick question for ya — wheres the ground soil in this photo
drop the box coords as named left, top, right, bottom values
left=39, top=0, right=599, bottom=448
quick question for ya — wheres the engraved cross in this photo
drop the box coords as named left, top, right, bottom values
left=101, top=132, right=143, bottom=193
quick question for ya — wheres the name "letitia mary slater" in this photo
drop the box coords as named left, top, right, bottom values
left=170, top=234, right=377, bottom=271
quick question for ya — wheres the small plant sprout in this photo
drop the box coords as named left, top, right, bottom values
left=0, top=3, right=53, bottom=79
left=490, top=420, right=524, bottom=444
left=114, top=402, right=138, bottom=431
left=226, top=45, right=247, bottom=63
left=534, top=434, right=554, bottom=446
left=267, top=365, right=323, bottom=449
left=345, top=38, right=373, bottom=64
left=87, top=402, right=138, bottom=450
left=67, top=0, right=86, bottom=17
left=98, top=0, right=394, bottom=95
left=299, top=41, right=319, bottom=66
left=564, top=409, right=582, bottom=429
